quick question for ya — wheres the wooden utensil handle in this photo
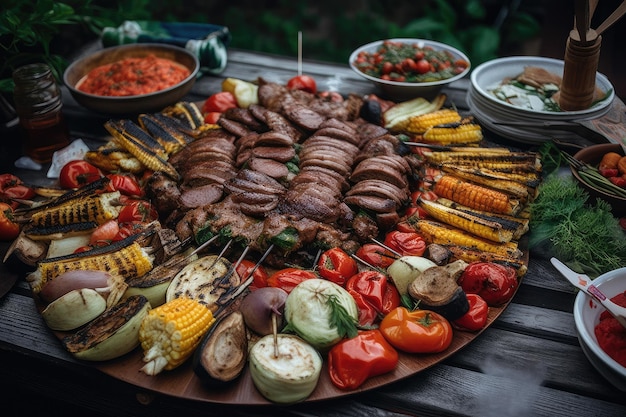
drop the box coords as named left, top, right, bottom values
left=558, top=34, right=602, bottom=111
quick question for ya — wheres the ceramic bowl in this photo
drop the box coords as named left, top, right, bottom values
left=64, top=43, right=199, bottom=115
left=573, top=267, right=626, bottom=391
left=349, top=38, right=470, bottom=101
left=572, top=143, right=626, bottom=217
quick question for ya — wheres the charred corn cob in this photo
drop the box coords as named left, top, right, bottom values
left=162, top=102, right=205, bottom=129
left=29, top=192, right=120, bottom=227
left=417, top=197, right=515, bottom=243
left=434, top=175, right=521, bottom=215
left=139, top=297, right=215, bottom=375
left=105, top=120, right=180, bottom=180
left=137, top=113, right=193, bottom=154
left=407, top=218, right=522, bottom=259
left=29, top=241, right=154, bottom=294
left=383, top=94, right=446, bottom=131
left=435, top=197, right=529, bottom=240
left=422, top=119, right=483, bottom=145
left=423, top=150, right=542, bottom=173
left=439, top=163, right=542, bottom=189
left=445, top=245, right=528, bottom=277
left=439, top=165, right=531, bottom=201
left=395, top=108, right=461, bottom=134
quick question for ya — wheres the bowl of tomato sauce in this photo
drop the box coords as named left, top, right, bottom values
left=574, top=267, right=626, bottom=391
left=349, top=38, right=470, bottom=101
left=64, top=43, right=199, bottom=115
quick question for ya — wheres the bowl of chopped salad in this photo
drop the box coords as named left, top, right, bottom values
left=64, top=43, right=199, bottom=115
left=349, top=38, right=470, bottom=101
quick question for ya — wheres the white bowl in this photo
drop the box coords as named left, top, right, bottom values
left=470, top=56, right=615, bottom=120
left=573, top=267, right=626, bottom=391
left=349, top=38, right=470, bottom=101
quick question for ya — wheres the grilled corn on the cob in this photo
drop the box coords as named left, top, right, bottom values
left=422, top=119, right=483, bottom=145
left=417, top=197, right=515, bottom=243
left=439, top=165, right=532, bottom=201
left=407, top=218, right=522, bottom=259
left=139, top=297, right=215, bottom=375
left=423, top=150, right=542, bottom=173
left=28, top=241, right=153, bottom=294
left=29, top=192, right=120, bottom=227
left=383, top=94, right=446, bottom=131
left=445, top=245, right=528, bottom=277
left=434, top=175, right=521, bottom=215
left=401, top=108, right=462, bottom=134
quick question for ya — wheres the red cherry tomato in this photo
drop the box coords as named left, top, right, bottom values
left=287, top=75, right=317, bottom=94
left=106, top=173, right=143, bottom=197
left=59, top=160, right=102, bottom=189
left=415, top=59, right=431, bottom=74
left=202, top=91, right=238, bottom=113
left=0, top=202, right=20, bottom=241
left=118, top=200, right=158, bottom=223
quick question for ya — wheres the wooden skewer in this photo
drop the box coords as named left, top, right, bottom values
left=297, top=31, right=302, bottom=76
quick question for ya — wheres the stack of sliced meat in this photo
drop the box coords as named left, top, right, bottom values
left=223, top=169, right=287, bottom=217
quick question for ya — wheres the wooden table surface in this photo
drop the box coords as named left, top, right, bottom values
left=1, top=45, right=625, bottom=417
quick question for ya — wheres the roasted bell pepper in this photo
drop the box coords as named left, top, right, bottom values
left=266, top=267, right=318, bottom=293
left=327, top=329, right=398, bottom=390
left=202, top=91, right=238, bottom=113
left=458, top=262, right=518, bottom=306
left=236, top=259, right=270, bottom=290
left=345, top=271, right=400, bottom=326
left=317, top=247, right=358, bottom=286
left=383, top=230, right=426, bottom=257
left=379, top=306, right=453, bottom=353
left=452, top=293, right=488, bottom=331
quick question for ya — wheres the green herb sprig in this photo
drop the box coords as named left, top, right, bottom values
left=326, top=293, right=358, bottom=339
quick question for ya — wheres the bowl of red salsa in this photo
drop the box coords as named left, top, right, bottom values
left=574, top=267, right=626, bottom=391
left=64, top=43, right=199, bottom=115
left=349, top=38, right=470, bottom=101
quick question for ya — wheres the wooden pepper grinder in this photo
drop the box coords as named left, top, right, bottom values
left=558, top=0, right=601, bottom=111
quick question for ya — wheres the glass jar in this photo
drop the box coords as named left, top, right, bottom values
left=12, top=63, right=70, bottom=163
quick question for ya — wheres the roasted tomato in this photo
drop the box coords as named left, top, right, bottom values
left=383, top=230, right=426, bottom=257
left=202, top=91, right=238, bottom=113
left=452, top=293, right=489, bottom=332
left=355, top=243, right=395, bottom=268
left=0, top=202, right=20, bottom=241
left=118, top=200, right=159, bottom=223
left=266, top=267, right=318, bottom=293
left=379, top=306, right=453, bottom=353
left=236, top=259, right=270, bottom=289
left=59, top=160, right=102, bottom=189
left=346, top=270, right=401, bottom=327
left=106, top=173, right=143, bottom=197
left=0, top=174, right=35, bottom=206
left=317, top=247, right=358, bottom=286
left=286, top=75, right=317, bottom=94
left=458, top=262, right=518, bottom=306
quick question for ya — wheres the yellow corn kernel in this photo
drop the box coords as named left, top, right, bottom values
left=423, top=150, right=542, bottom=173
left=139, top=297, right=215, bottom=375
left=417, top=197, right=515, bottom=242
left=408, top=218, right=522, bottom=259
left=422, top=120, right=483, bottom=145
left=434, top=175, right=520, bottom=215
left=30, top=192, right=120, bottom=227
left=440, top=165, right=531, bottom=202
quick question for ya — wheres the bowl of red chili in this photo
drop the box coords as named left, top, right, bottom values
left=573, top=267, right=626, bottom=391
left=64, top=43, right=199, bottom=115
left=349, top=38, right=470, bottom=101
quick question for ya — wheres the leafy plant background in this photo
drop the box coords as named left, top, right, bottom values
left=1, top=0, right=544, bottom=94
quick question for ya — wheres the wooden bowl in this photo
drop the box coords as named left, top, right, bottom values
left=63, top=43, right=199, bottom=115
left=572, top=143, right=626, bottom=217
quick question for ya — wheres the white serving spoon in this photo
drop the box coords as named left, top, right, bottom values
left=551, top=258, right=626, bottom=328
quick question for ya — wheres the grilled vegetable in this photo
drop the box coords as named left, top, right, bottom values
left=28, top=192, right=120, bottom=228
left=41, top=288, right=107, bottom=331
left=422, top=119, right=483, bottom=145
left=192, top=311, right=248, bottom=386
left=407, top=218, right=522, bottom=259
left=137, top=113, right=193, bottom=154
left=386, top=256, right=437, bottom=307
left=105, top=119, right=179, bottom=180
left=423, top=150, right=542, bottom=173
left=434, top=175, right=521, bottom=215
left=28, top=240, right=153, bottom=294
left=23, top=221, right=98, bottom=241
left=139, top=297, right=215, bottom=375
left=39, top=270, right=127, bottom=305
left=400, top=108, right=462, bottom=134
left=438, top=165, right=532, bottom=201
left=239, top=287, right=288, bottom=336
left=85, top=141, right=144, bottom=174
left=62, top=295, right=151, bottom=361
left=248, top=334, right=322, bottom=404
left=417, top=197, right=515, bottom=243
left=222, top=78, right=259, bottom=108
left=445, top=245, right=528, bottom=277
left=383, top=94, right=446, bottom=131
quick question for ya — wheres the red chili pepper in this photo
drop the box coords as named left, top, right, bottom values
left=379, top=306, right=453, bottom=353
left=317, top=247, right=358, bottom=286
left=458, top=262, right=518, bottom=306
left=327, top=329, right=398, bottom=390
left=452, top=293, right=489, bottom=331
left=383, top=230, right=426, bottom=257
left=345, top=271, right=400, bottom=327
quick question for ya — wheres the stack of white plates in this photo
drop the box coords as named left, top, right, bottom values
left=467, top=56, right=615, bottom=144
